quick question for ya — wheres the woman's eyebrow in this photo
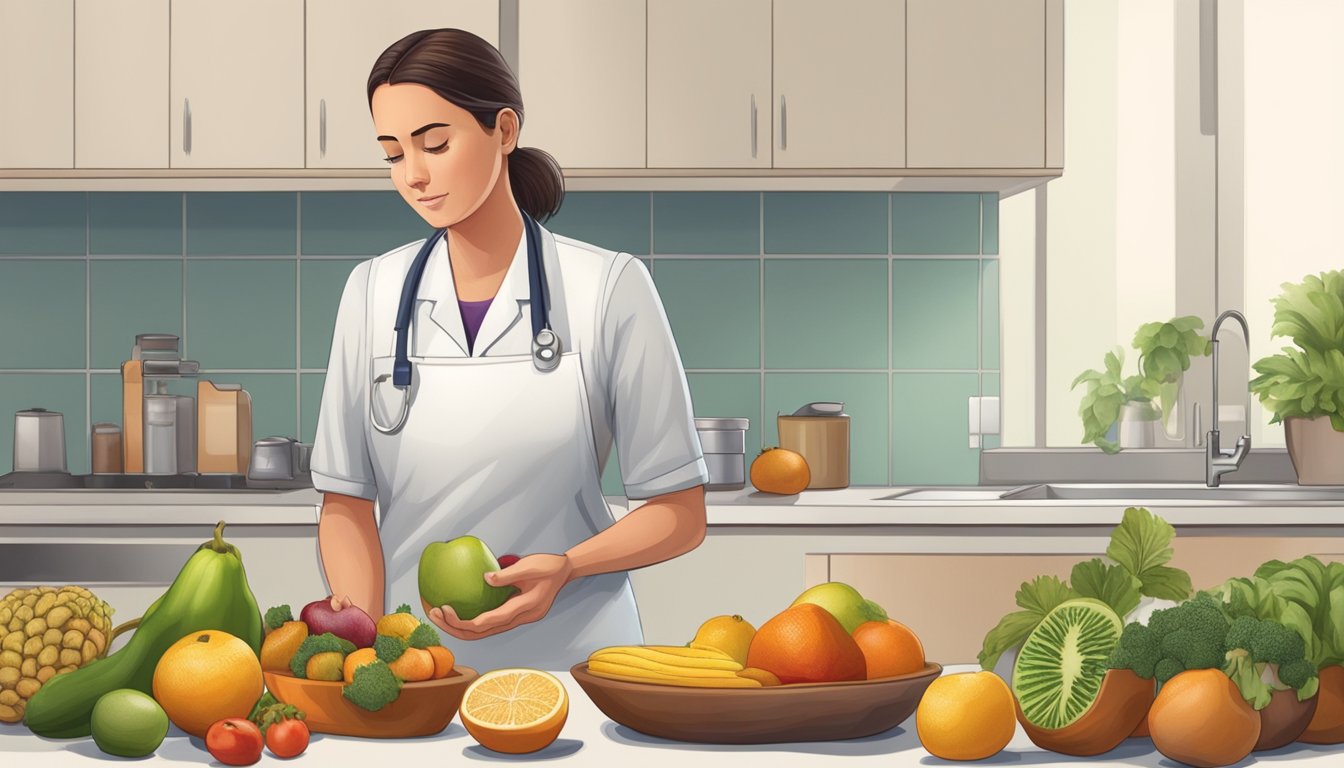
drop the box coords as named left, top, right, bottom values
left=376, top=122, right=450, bottom=141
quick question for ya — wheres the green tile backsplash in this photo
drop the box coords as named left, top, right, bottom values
left=0, top=191, right=997, bottom=485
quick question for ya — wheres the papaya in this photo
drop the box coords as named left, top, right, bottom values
left=24, top=521, right=263, bottom=738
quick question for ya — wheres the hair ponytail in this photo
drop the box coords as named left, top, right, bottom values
left=368, top=28, right=566, bottom=221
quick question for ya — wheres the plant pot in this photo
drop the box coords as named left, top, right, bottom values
left=1119, top=402, right=1162, bottom=449
left=1285, top=415, right=1344, bottom=485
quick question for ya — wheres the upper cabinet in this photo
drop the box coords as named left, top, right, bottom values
left=518, top=0, right=644, bottom=169
left=772, top=0, right=905, bottom=168
left=306, top=0, right=498, bottom=169
left=906, top=0, right=1049, bottom=168
left=648, top=0, right=772, bottom=169
left=0, top=0, right=74, bottom=169
left=170, top=0, right=304, bottom=169
left=75, top=0, right=169, bottom=169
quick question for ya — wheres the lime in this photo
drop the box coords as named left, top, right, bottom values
left=90, top=689, right=169, bottom=758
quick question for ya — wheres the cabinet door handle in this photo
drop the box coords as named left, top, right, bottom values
left=780, top=94, right=788, bottom=151
left=750, top=94, right=758, bottom=159
left=320, top=98, right=327, bottom=158
left=183, top=98, right=192, bottom=156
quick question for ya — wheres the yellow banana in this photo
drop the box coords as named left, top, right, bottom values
left=590, top=646, right=741, bottom=671
left=588, top=659, right=762, bottom=688
left=589, top=652, right=743, bottom=678
left=591, top=644, right=734, bottom=662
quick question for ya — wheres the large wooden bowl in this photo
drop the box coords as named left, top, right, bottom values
left=571, top=662, right=941, bottom=744
left=263, top=667, right=477, bottom=739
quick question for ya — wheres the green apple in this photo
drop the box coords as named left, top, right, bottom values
left=790, top=582, right=888, bottom=634
left=418, top=535, right=517, bottom=620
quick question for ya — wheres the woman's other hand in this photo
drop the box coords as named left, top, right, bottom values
left=425, top=554, right=574, bottom=641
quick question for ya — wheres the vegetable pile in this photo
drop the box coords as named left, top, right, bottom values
left=979, top=508, right=1344, bottom=767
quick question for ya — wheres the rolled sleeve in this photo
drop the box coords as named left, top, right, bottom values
left=599, top=258, right=710, bottom=500
left=310, top=261, right=379, bottom=500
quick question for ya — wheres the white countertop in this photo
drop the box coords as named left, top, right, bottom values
left=2, top=665, right=1341, bottom=766
left=4, top=485, right=1344, bottom=528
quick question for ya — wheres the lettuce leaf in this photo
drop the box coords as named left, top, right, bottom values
left=1254, top=556, right=1344, bottom=667
left=1106, top=507, right=1194, bottom=601
left=978, top=575, right=1078, bottom=671
left=1071, top=558, right=1142, bottom=619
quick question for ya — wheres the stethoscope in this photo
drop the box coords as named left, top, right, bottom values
left=370, top=212, right=561, bottom=435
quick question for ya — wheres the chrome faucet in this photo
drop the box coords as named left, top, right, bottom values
left=1207, top=309, right=1252, bottom=487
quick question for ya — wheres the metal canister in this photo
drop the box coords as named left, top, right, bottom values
left=143, top=395, right=178, bottom=475
left=693, top=418, right=749, bottom=491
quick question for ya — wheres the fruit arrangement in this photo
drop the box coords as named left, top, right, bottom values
left=260, top=599, right=457, bottom=712
left=587, top=581, right=928, bottom=688
left=0, top=585, right=117, bottom=723
left=915, top=506, right=1344, bottom=766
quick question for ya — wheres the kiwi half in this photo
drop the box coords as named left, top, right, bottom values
left=1013, top=597, right=1124, bottom=730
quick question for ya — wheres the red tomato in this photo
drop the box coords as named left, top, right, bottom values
left=266, top=718, right=310, bottom=759
left=206, top=718, right=263, bottom=766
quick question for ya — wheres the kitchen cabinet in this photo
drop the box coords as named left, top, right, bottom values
left=827, top=535, right=1344, bottom=663
left=906, top=0, right=1053, bottom=169
left=647, top=0, right=772, bottom=169
left=518, top=0, right=645, bottom=169
left=0, top=0, right=73, bottom=169
left=169, top=0, right=304, bottom=169
left=306, top=0, right=499, bottom=169
left=772, top=0, right=905, bottom=168
left=75, top=0, right=169, bottom=169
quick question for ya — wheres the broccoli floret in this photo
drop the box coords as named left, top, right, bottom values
left=1223, top=616, right=1318, bottom=708
left=395, top=603, right=413, bottom=614
left=342, top=661, right=403, bottom=712
left=407, top=622, right=441, bottom=649
left=264, top=604, right=294, bottom=632
left=289, top=632, right=356, bottom=678
left=374, top=633, right=408, bottom=664
left=1108, top=594, right=1229, bottom=683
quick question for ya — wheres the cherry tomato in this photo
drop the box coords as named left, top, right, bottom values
left=206, top=718, right=263, bottom=766
left=265, top=717, right=311, bottom=759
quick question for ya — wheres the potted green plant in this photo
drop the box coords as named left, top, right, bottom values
left=1249, top=270, right=1344, bottom=485
left=1073, top=316, right=1211, bottom=453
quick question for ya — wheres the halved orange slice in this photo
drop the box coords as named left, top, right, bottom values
left=459, top=668, right=568, bottom=754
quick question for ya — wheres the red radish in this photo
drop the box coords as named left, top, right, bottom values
left=300, top=595, right=376, bottom=649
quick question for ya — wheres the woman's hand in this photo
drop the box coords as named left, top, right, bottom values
left=425, top=554, right=573, bottom=641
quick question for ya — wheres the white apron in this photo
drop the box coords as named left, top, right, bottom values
left=367, top=347, right=644, bottom=672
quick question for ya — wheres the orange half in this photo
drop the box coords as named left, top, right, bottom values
left=459, top=669, right=569, bottom=754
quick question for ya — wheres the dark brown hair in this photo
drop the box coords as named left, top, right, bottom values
left=368, top=28, right=564, bottom=222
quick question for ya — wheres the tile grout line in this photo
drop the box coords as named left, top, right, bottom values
left=759, top=192, right=766, bottom=453
left=978, top=193, right=985, bottom=458
left=85, top=192, right=91, bottom=473
left=887, top=192, right=893, bottom=486
left=181, top=193, right=187, bottom=364
left=295, top=192, right=303, bottom=441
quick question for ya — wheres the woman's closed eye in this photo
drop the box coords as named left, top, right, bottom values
left=383, top=141, right=446, bottom=164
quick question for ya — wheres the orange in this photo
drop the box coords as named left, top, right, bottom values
left=1148, top=668, right=1258, bottom=765
left=852, top=619, right=926, bottom=679
left=749, top=447, right=810, bottom=495
left=426, top=645, right=455, bottom=679
left=689, top=614, right=756, bottom=666
left=388, top=647, right=436, bottom=682
left=916, top=671, right=1016, bottom=760
left=343, top=647, right=378, bottom=683
left=259, top=620, right=308, bottom=673
left=461, top=669, right=568, bottom=754
left=745, top=603, right=866, bottom=684
left=152, top=630, right=264, bottom=738
left=1302, top=664, right=1344, bottom=743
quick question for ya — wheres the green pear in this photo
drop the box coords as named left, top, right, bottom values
left=790, top=582, right=888, bottom=634
left=418, top=535, right=517, bottom=621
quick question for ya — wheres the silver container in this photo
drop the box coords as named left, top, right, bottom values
left=134, top=333, right=181, bottom=361
left=143, top=394, right=178, bottom=475
left=694, top=417, right=749, bottom=491
left=175, top=395, right=196, bottom=474
left=13, top=408, right=67, bottom=473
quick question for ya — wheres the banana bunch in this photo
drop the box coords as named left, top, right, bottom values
left=587, top=645, right=764, bottom=688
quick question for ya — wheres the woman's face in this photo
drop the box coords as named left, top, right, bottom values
left=371, top=82, right=518, bottom=229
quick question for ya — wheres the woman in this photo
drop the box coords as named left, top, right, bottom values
left=310, top=28, right=709, bottom=671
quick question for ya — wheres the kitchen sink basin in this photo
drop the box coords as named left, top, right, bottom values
left=879, top=483, right=1344, bottom=503
left=1000, top=483, right=1344, bottom=502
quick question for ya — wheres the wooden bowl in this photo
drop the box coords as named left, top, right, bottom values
left=263, top=666, right=478, bottom=739
left=1256, top=688, right=1319, bottom=751
left=1015, top=668, right=1155, bottom=756
left=570, top=662, right=941, bottom=744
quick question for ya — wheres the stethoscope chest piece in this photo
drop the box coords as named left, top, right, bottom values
left=533, top=328, right=561, bottom=371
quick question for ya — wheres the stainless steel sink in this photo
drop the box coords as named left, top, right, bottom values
left=999, top=483, right=1344, bottom=502
left=879, top=483, right=1344, bottom=502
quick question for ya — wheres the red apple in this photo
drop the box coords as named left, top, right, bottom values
left=497, top=554, right=520, bottom=568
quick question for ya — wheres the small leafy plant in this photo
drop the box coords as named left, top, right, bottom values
left=1072, top=316, right=1211, bottom=453
left=1249, top=270, right=1344, bottom=431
